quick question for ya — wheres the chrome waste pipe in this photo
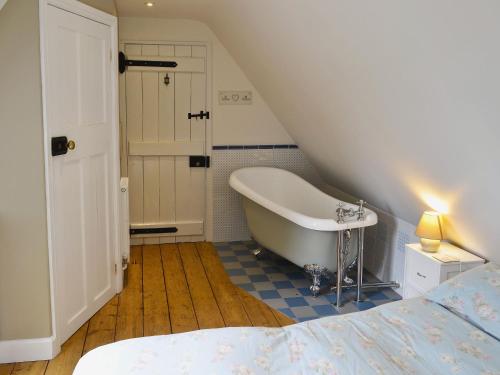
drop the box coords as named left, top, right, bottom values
left=333, top=227, right=399, bottom=308
left=357, top=227, right=364, bottom=302
left=336, top=230, right=344, bottom=308
left=331, top=281, right=400, bottom=293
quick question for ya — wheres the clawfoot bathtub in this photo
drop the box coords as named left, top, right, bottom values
left=229, top=167, right=379, bottom=299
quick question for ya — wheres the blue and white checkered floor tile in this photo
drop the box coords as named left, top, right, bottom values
left=215, top=240, right=401, bottom=322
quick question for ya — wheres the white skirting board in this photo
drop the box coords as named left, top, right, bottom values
left=0, top=336, right=60, bottom=363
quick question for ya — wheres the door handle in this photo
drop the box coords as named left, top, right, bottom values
left=188, top=111, right=210, bottom=120
left=51, top=136, right=76, bottom=156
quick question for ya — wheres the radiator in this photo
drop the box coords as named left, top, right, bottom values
left=120, top=177, right=130, bottom=270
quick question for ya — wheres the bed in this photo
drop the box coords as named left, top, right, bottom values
left=74, top=263, right=500, bottom=374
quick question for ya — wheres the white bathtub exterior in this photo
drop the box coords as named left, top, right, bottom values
left=229, top=167, right=378, bottom=272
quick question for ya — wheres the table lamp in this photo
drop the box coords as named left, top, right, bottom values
left=415, top=211, right=443, bottom=252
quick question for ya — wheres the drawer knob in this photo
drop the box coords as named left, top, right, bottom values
left=417, top=272, right=426, bottom=279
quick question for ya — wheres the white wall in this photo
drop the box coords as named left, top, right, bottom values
left=118, top=18, right=293, bottom=146
left=0, top=0, right=52, bottom=340
left=204, top=1, right=500, bottom=263
left=114, top=2, right=500, bottom=264
left=0, top=0, right=117, bottom=345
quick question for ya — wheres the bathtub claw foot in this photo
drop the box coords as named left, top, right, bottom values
left=344, top=276, right=354, bottom=285
left=310, top=284, right=320, bottom=297
left=304, top=264, right=327, bottom=297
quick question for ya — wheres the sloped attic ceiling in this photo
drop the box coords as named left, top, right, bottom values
left=116, top=0, right=500, bottom=262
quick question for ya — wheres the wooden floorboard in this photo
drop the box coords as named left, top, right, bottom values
left=115, top=246, right=143, bottom=341
left=0, top=364, right=14, bottom=375
left=196, top=242, right=252, bottom=326
left=45, top=322, right=89, bottom=375
left=272, top=310, right=296, bottom=327
left=82, top=296, right=118, bottom=355
left=11, top=361, right=47, bottom=375
left=178, top=243, right=225, bottom=329
left=143, top=245, right=171, bottom=336
left=237, top=288, right=281, bottom=327
left=160, top=244, right=198, bottom=333
left=10, top=241, right=295, bottom=373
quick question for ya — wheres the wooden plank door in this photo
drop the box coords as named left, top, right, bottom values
left=124, top=43, right=207, bottom=244
left=45, top=4, right=118, bottom=345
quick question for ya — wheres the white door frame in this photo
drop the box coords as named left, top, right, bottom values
left=39, top=0, right=121, bottom=352
left=0, top=0, right=8, bottom=12
left=119, top=39, right=214, bottom=243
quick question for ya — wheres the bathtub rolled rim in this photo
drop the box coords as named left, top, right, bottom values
left=229, top=167, right=377, bottom=232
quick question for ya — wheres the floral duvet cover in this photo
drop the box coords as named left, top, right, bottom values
left=74, top=296, right=500, bottom=374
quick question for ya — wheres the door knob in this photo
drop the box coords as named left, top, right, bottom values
left=67, top=140, right=76, bottom=151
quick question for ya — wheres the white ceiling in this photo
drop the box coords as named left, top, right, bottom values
left=115, top=0, right=209, bottom=19
left=114, top=0, right=500, bottom=262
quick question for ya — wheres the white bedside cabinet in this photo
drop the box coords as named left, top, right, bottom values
left=403, top=242, right=485, bottom=299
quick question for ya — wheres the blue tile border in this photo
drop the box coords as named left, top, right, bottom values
left=212, top=144, right=299, bottom=150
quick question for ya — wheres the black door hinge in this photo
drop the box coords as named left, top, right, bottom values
left=189, top=155, right=210, bottom=168
left=118, top=51, right=177, bottom=74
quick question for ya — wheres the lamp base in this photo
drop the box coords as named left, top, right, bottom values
left=420, top=238, right=441, bottom=252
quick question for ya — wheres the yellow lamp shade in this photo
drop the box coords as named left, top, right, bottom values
left=415, top=211, right=443, bottom=240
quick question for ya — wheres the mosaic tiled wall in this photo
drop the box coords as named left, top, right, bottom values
left=212, top=145, right=324, bottom=242
left=211, top=144, right=418, bottom=294
left=363, top=208, right=418, bottom=294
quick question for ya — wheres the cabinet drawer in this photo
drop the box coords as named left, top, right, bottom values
left=406, top=250, right=440, bottom=292
left=404, top=283, right=424, bottom=299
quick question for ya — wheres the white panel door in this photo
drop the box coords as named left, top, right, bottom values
left=45, top=5, right=117, bottom=344
left=124, top=43, right=208, bottom=243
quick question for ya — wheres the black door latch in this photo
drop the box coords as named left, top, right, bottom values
left=189, top=155, right=210, bottom=168
left=51, top=136, right=68, bottom=156
left=188, top=111, right=210, bottom=120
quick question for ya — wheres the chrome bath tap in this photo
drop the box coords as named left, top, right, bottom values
left=336, top=200, right=366, bottom=223
left=357, top=200, right=366, bottom=220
